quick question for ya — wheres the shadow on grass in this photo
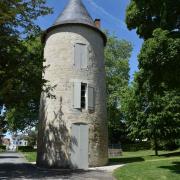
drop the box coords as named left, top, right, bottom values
left=109, top=157, right=144, bottom=164
left=159, top=151, right=180, bottom=157
left=149, top=151, right=180, bottom=158
left=158, top=161, right=180, bottom=174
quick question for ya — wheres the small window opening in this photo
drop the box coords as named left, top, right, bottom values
left=81, top=83, right=87, bottom=109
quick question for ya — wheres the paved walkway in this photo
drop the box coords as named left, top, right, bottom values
left=0, top=152, right=115, bottom=180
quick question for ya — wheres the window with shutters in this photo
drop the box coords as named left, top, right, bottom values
left=73, top=82, right=94, bottom=110
left=74, top=43, right=88, bottom=69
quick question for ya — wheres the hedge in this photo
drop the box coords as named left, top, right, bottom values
left=122, top=142, right=151, bottom=151
left=0, top=145, right=6, bottom=151
left=18, top=146, right=35, bottom=152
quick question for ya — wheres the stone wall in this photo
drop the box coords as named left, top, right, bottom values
left=37, top=24, right=108, bottom=168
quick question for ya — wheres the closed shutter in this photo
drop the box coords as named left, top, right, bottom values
left=81, top=45, right=87, bottom=69
left=74, top=43, right=87, bottom=69
left=88, top=85, right=95, bottom=110
left=73, top=82, right=81, bottom=109
left=74, top=44, right=81, bottom=69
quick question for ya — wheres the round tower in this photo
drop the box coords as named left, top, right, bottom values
left=37, top=0, right=108, bottom=169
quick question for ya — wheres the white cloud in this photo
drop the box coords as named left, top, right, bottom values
left=86, top=0, right=126, bottom=29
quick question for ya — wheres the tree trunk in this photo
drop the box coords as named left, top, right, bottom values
left=154, top=136, right=158, bottom=156
left=0, top=135, right=3, bottom=145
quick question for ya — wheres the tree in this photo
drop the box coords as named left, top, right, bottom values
left=0, top=1, right=52, bottom=131
left=0, top=116, right=7, bottom=144
left=137, top=29, right=180, bottom=92
left=25, top=130, right=37, bottom=147
left=105, top=32, right=132, bottom=144
left=125, top=0, right=180, bottom=155
left=122, top=82, right=180, bottom=155
left=126, top=0, right=180, bottom=39
left=5, top=36, right=45, bottom=132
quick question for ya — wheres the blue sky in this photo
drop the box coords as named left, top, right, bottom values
left=36, top=0, right=143, bottom=81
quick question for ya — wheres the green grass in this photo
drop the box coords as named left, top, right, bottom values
left=22, top=151, right=37, bottom=162
left=113, top=149, right=180, bottom=180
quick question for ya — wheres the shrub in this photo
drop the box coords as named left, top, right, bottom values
left=122, top=142, right=151, bottom=151
left=175, top=139, right=180, bottom=146
left=0, top=145, right=6, bottom=152
left=159, top=140, right=180, bottom=151
left=18, top=146, right=35, bottom=152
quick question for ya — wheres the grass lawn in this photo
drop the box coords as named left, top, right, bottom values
left=22, top=151, right=37, bottom=162
left=112, top=149, right=180, bottom=180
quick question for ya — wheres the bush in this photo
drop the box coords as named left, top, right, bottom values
left=0, top=145, right=6, bottom=152
left=122, top=142, right=151, bottom=151
left=18, top=146, right=35, bottom=152
left=175, top=139, right=180, bottom=146
left=159, top=140, right=180, bottom=151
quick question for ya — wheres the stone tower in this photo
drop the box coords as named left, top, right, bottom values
left=37, top=0, right=108, bottom=169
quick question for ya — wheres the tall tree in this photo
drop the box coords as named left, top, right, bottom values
left=4, top=35, right=46, bottom=132
left=125, top=0, right=180, bottom=155
left=105, top=32, right=132, bottom=144
left=0, top=0, right=52, bottom=132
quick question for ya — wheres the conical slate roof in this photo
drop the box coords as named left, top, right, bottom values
left=43, top=0, right=107, bottom=45
left=54, top=0, right=96, bottom=28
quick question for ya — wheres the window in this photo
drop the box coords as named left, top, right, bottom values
left=73, top=82, right=94, bottom=110
left=74, top=43, right=88, bottom=69
left=81, top=83, right=87, bottom=109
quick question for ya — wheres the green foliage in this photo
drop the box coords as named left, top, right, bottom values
left=0, top=116, right=7, bottom=143
left=5, top=36, right=44, bottom=131
left=122, top=80, right=180, bottom=154
left=0, top=0, right=52, bottom=131
left=126, top=0, right=180, bottom=39
left=138, top=29, right=180, bottom=92
left=122, top=142, right=151, bottom=152
left=0, top=145, right=6, bottom=151
left=125, top=1, right=180, bottom=155
left=18, top=146, right=35, bottom=152
left=25, top=130, right=37, bottom=147
left=159, top=140, right=180, bottom=151
left=0, top=0, right=52, bottom=34
left=105, top=32, right=132, bottom=144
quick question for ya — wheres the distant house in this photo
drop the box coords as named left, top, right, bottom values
left=12, top=135, right=28, bottom=147
left=2, top=138, right=11, bottom=146
left=4, top=135, right=29, bottom=151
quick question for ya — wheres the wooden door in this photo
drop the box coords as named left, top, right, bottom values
left=71, top=123, right=89, bottom=169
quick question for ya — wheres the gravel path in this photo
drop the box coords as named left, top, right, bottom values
left=0, top=152, right=115, bottom=180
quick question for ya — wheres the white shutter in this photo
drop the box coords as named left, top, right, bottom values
left=73, top=82, right=81, bottom=109
left=81, top=45, right=88, bottom=69
left=74, top=44, right=81, bottom=69
left=88, top=85, right=95, bottom=110
left=74, top=43, right=87, bottom=69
